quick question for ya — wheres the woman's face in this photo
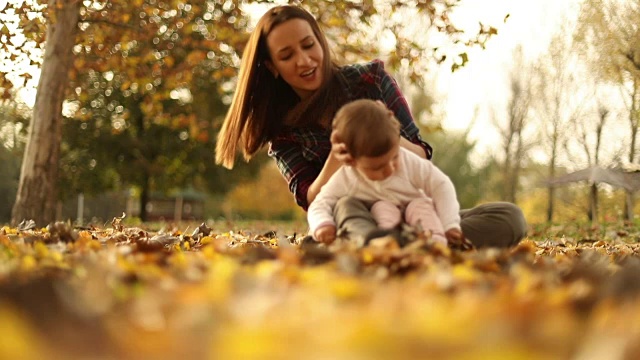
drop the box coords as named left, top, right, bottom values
left=266, top=18, right=324, bottom=100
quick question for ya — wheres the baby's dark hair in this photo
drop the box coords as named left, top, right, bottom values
left=332, top=99, right=401, bottom=158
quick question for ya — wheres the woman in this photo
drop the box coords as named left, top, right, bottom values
left=215, top=5, right=527, bottom=248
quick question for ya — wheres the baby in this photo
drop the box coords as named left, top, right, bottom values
left=307, top=99, right=462, bottom=246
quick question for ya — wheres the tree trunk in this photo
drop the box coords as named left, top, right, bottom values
left=547, top=187, right=555, bottom=223
left=625, top=191, right=634, bottom=222
left=547, top=142, right=558, bottom=222
left=509, top=128, right=524, bottom=204
left=625, top=82, right=639, bottom=221
left=11, top=1, right=79, bottom=226
left=589, top=183, right=598, bottom=224
left=502, top=142, right=512, bottom=202
left=139, top=171, right=150, bottom=222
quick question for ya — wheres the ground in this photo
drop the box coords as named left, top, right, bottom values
left=1, top=218, right=640, bottom=360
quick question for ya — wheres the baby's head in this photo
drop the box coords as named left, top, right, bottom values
left=332, top=99, right=401, bottom=181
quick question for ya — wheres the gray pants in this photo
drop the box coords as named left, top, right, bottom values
left=333, top=196, right=527, bottom=248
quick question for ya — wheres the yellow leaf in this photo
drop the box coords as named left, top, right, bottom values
left=1, top=226, right=16, bottom=234
left=169, top=251, right=187, bottom=268
left=0, top=303, right=44, bottom=360
left=452, top=263, right=479, bottom=282
left=361, top=249, right=375, bottom=264
left=0, top=234, right=10, bottom=245
left=330, top=277, right=362, bottom=300
left=164, top=56, right=175, bottom=68
left=33, top=241, right=48, bottom=258
left=200, top=236, right=213, bottom=245
left=73, top=58, right=85, bottom=69
left=21, top=255, right=36, bottom=271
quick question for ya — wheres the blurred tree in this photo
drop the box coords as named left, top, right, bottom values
left=296, top=0, right=500, bottom=82
left=0, top=101, right=29, bottom=223
left=575, top=0, right=640, bottom=220
left=9, top=0, right=79, bottom=225
left=63, top=0, right=252, bottom=221
left=0, top=145, right=20, bottom=223
left=473, top=156, right=503, bottom=203
left=405, top=85, right=484, bottom=209
left=60, top=78, right=265, bottom=221
left=428, top=131, right=483, bottom=209
left=222, top=161, right=305, bottom=221
left=532, top=24, right=588, bottom=222
left=582, top=105, right=610, bottom=224
left=3, top=0, right=254, bottom=224
left=492, top=46, right=536, bottom=205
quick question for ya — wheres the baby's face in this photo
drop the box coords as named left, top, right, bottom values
left=353, top=143, right=400, bottom=181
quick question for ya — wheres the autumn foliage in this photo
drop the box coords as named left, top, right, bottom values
left=2, top=218, right=640, bottom=359
left=222, top=162, right=306, bottom=221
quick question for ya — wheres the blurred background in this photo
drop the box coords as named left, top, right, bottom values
left=1, top=0, right=639, bottom=226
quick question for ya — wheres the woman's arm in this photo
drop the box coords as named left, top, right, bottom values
left=400, top=137, right=427, bottom=159
left=269, top=140, right=320, bottom=211
left=269, top=133, right=346, bottom=210
left=306, top=151, right=343, bottom=204
left=370, top=60, right=433, bottom=159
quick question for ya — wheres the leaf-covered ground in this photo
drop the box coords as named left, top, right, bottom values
left=2, top=217, right=640, bottom=360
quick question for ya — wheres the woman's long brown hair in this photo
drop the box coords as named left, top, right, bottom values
left=215, top=5, right=346, bottom=169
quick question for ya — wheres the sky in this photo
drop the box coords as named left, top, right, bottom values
left=429, top=0, right=583, bottom=163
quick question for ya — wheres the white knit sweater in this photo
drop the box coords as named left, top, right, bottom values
left=307, top=147, right=461, bottom=235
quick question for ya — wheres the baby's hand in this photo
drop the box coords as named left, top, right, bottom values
left=445, top=228, right=474, bottom=250
left=445, top=228, right=464, bottom=243
left=314, top=225, right=337, bottom=244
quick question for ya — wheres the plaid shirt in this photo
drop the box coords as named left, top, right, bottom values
left=268, top=59, right=432, bottom=210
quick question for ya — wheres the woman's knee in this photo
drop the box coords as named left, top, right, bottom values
left=496, top=202, right=527, bottom=245
left=500, top=202, right=528, bottom=244
left=461, top=202, right=527, bottom=248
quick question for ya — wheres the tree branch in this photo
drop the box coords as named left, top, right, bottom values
left=624, top=50, right=640, bottom=71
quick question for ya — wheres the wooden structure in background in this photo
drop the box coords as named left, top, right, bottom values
left=547, top=166, right=640, bottom=223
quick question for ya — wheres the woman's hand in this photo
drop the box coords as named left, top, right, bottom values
left=314, top=225, right=337, bottom=244
left=330, top=129, right=354, bottom=165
